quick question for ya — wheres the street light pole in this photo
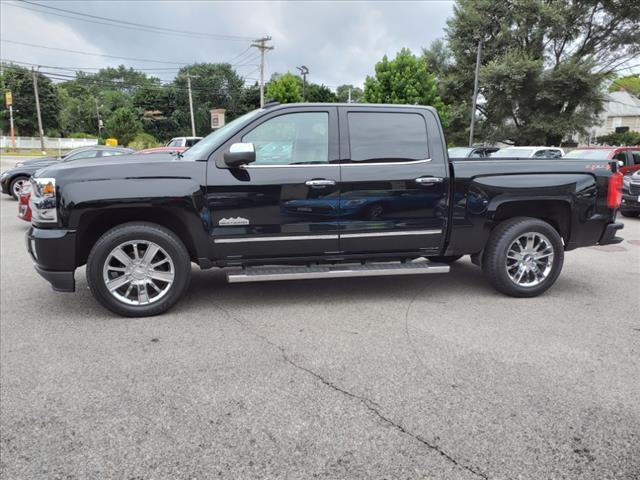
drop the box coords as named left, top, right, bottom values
left=468, top=40, right=482, bottom=147
left=296, top=66, right=309, bottom=101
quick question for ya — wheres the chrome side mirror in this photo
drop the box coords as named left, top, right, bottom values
left=224, top=143, right=256, bottom=168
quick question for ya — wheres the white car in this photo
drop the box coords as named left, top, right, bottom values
left=166, top=136, right=203, bottom=148
left=491, top=146, right=565, bottom=159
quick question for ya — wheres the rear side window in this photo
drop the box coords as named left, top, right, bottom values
left=347, top=112, right=428, bottom=163
left=630, top=151, right=640, bottom=165
left=185, top=138, right=200, bottom=147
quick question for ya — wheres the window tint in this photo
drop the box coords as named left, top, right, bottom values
left=242, top=112, right=329, bottom=165
left=101, top=150, right=125, bottom=157
left=65, top=149, right=99, bottom=161
left=348, top=112, right=428, bottom=162
left=630, top=151, right=640, bottom=165
left=533, top=150, right=548, bottom=158
left=613, top=152, right=627, bottom=164
left=185, top=138, right=200, bottom=147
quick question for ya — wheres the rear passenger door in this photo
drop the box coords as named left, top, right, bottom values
left=337, top=107, right=449, bottom=256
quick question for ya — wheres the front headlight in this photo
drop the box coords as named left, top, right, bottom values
left=30, top=177, right=58, bottom=223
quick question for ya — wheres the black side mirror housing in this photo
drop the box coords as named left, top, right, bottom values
left=224, top=143, right=256, bottom=168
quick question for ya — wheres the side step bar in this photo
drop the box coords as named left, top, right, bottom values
left=227, top=261, right=450, bottom=283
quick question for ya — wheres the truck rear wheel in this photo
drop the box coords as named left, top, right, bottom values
left=482, top=217, right=564, bottom=297
left=86, top=222, right=191, bottom=317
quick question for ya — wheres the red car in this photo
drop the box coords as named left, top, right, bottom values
left=17, top=183, right=31, bottom=222
left=134, top=146, right=188, bottom=155
left=564, top=146, right=640, bottom=175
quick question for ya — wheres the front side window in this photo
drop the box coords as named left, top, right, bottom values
left=613, top=152, right=627, bottom=165
left=65, top=150, right=99, bottom=161
left=242, top=112, right=329, bottom=165
left=101, top=150, right=125, bottom=157
left=348, top=112, right=428, bottom=162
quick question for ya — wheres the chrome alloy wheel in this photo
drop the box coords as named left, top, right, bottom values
left=12, top=178, right=28, bottom=197
left=505, top=232, right=554, bottom=287
left=102, top=240, right=175, bottom=305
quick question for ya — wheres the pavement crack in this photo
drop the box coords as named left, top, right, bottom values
left=212, top=302, right=489, bottom=480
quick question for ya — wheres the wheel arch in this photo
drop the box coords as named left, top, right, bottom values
left=75, top=208, right=200, bottom=267
left=492, top=199, right=572, bottom=244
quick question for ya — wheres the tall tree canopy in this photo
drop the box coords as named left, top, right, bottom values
left=363, top=48, right=446, bottom=118
left=0, top=64, right=59, bottom=136
left=335, top=84, right=364, bottom=103
left=446, top=0, right=640, bottom=145
left=266, top=73, right=303, bottom=103
left=608, top=74, right=640, bottom=97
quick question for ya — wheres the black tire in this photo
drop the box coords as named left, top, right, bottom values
left=620, top=210, right=640, bottom=218
left=482, top=217, right=564, bottom=298
left=426, top=255, right=463, bottom=264
left=86, top=222, right=191, bottom=317
left=9, top=175, right=29, bottom=200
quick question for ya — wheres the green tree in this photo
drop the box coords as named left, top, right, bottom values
left=335, top=84, right=363, bottom=103
left=596, top=131, right=640, bottom=146
left=608, top=74, right=640, bottom=97
left=363, top=48, right=446, bottom=118
left=105, top=107, right=141, bottom=146
left=0, top=64, right=59, bottom=136
left=304, top=83, right=337, bottom=103
left=266, top=73, right=302, bottom=103
left=445, top=0, right=640, bottom=145
left=172, top=63, right=248, bottom=136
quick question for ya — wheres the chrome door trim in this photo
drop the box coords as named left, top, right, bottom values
left=214, top=234, right=339, bottom=244
left=240, top=158, right=432, bottom=169
left=340, top=229, right=441, bottom=239
left=341, top=158, right=431, bottom=167
left=240, top=163, right=335, bottom=169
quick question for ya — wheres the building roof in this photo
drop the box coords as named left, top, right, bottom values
left=605, top=91, right=640, bottom=117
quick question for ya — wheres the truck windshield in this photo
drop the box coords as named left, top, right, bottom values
left=181, top=109, right=264, bottom=161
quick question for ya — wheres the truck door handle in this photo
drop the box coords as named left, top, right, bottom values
left=305, top=179, right=336, bottom=187
left=415, top=177, right=444, bottom=184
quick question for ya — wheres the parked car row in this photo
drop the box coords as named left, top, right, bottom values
left=448, top=145, right=640, bottom=174
left=1, top=145, right=190, bottom=200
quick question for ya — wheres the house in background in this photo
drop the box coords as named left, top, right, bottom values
left=587, top=91, right=640, bottom=142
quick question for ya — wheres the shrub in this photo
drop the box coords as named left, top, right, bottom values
left=596, top=131, right=640, bottom=146
left=68, top=132, right=98, bottom=139
left=128, top=132, right=161, bottom=150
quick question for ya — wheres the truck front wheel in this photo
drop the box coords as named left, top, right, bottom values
left=86, top=222, right=192, bottom=317
left=482, top=217, right=564, bottom=298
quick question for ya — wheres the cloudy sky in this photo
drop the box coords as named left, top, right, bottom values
left=0, top=0, right=455, bottom=88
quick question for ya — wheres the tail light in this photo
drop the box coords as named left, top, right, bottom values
left=607, top=172, right=623, bottom=209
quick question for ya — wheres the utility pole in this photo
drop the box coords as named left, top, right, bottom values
left=186, top=75, right=197, bottom=137
left=251, top=36, right=274, bottom=107
left=95, top=98, right=103, bottom=137
left=347, top=87, right=352, bottom=104
left=32, top=67, right=46, bottom=153
left=468, top=40, right=482, bottom=147
left=296, top=66, right=309, bottom=101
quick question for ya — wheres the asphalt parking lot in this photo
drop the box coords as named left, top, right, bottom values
left=1, top=155, right=639, bottom=480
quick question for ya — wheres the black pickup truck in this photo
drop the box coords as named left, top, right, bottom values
left=26, top=103, right=624, bottom=317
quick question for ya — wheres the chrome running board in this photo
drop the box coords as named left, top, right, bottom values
left=227, top=261, right=450, bottom=283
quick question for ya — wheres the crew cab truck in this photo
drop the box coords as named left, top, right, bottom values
left=27, top=103, right=625, bottom=317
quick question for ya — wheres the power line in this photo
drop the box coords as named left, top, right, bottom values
left=1, top=38, right=191, bottom=65
left=11, top=0, right=254, bottom=42
left=1, top=39, right=261, bottom=69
